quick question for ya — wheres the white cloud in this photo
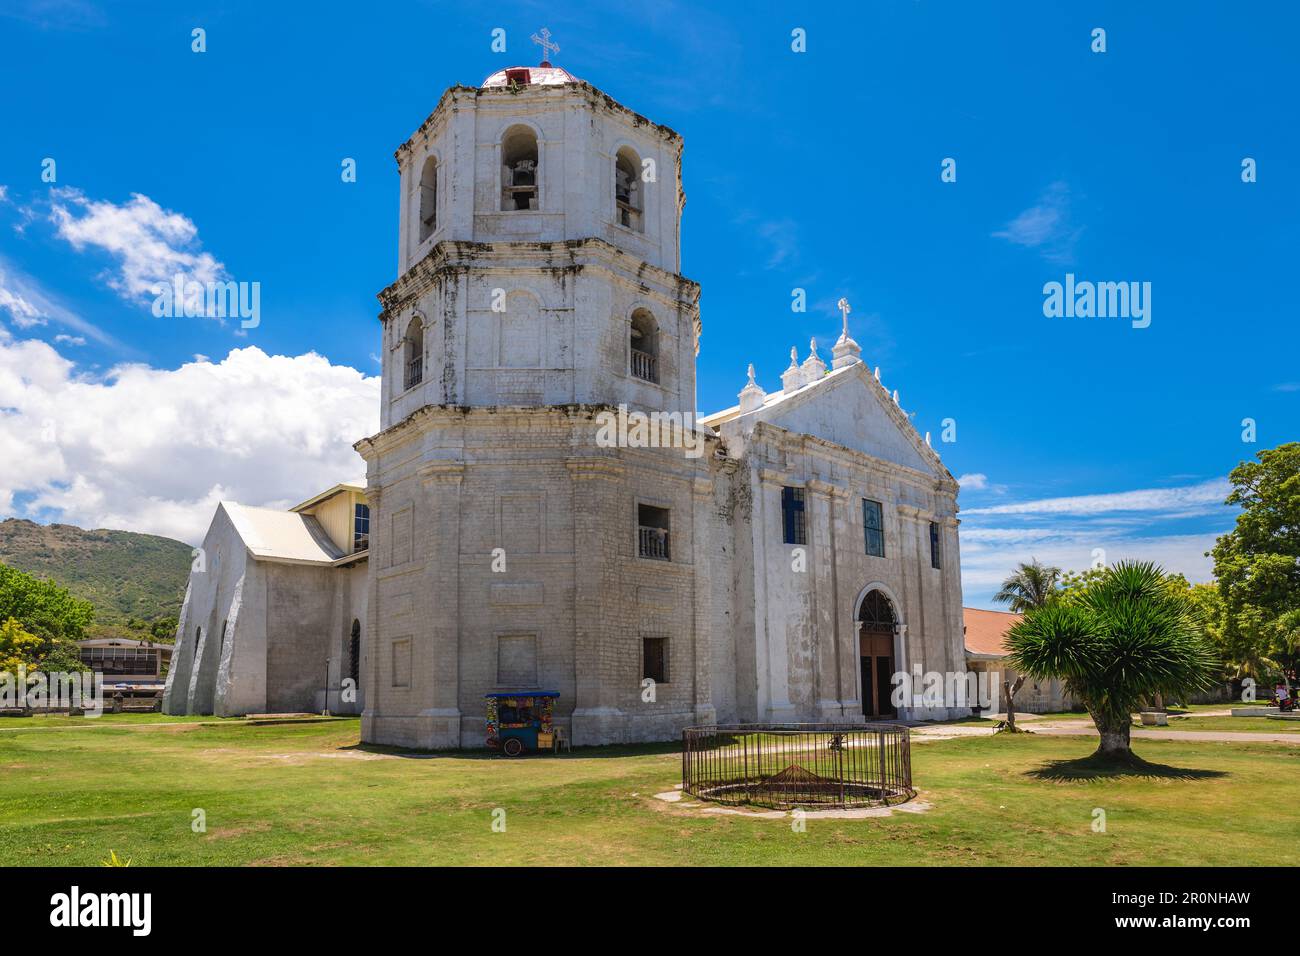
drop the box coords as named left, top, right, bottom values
left=992, top=181, right=1081, bottom=262
left=0, top=253, right=117, bottom=345
left=957, top=476, right=1236, bottom=609
left=49, top=189, right=228, bottom=307
left=962, top=478, right=1230, bottom=518
left=0, top=283, right=43, bottom=327
left=0, top=336, right=379, bottom=544
left=53, top=334, right=85, bottom=346
left=960, top=530, right=1221, bottom=599
left=957, top=472, right=988, bottom=490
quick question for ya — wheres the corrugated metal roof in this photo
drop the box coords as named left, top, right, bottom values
left=222, top=502, right=343, bottom=565
left=291, top=479, right=366, bottom=514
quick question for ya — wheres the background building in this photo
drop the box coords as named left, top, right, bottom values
left=163, top=482, right=369, bottom=716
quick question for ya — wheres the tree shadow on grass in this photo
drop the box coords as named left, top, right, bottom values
left=1026, top=752, right=1228, bottom=782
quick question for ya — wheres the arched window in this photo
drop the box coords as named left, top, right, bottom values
left=501, top=125, right=539, bottom=211
left=629, top=308, right=658, bottom=383
left=418, top=155, right=438, bottom=241
left=615, top=147, right=643, bottom=231
left=349, top=620, right=361, bottom=684
left=403, top=316, right=424, bottom=390
left=859, top=590, right=896, bottom=630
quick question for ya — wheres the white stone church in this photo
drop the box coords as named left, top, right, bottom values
left=164, top=51, right=970, bottom=746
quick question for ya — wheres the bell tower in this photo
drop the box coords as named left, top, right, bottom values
left=359, top=40, right=717, bottom=753
left=377, top=38, right=700, bottom=429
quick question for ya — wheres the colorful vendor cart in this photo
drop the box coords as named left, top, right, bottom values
left=485, top=691, right=559, bottom=756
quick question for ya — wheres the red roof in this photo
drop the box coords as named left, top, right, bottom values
left=963, top=607, right=1022, bottom=657
left=481, top=65, right=580, bottom=88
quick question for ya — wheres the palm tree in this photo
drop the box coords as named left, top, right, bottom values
left=994, top=559, right=1062, bottom=613
left=1005, top=561, right=1218, bottom=761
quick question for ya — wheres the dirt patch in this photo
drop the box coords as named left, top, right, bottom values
left=254, top=750, right=392, bottom=763
left=650, top=785, right=933, bottom=820
left=204, top=822, right=273, bottom=841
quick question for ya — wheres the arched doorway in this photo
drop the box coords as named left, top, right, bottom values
left=858, top=589, right=897, bottom=718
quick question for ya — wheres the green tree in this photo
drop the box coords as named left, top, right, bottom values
left=993, top=559, right=1062, bottom=613
left=1180, top=578, right=1228, bottom=669
left=1005, top=561, right=1218, bottom=760
left=0, top=617, right=42, bottom=675
left=0, top=563, right=94, bottom=677
left=1211, top=442, right=1300, bottom=682
left=149, top=616, right=178, bottom=644
left=1059, top=565, right=1107, bottom=600
left=0, top=562, right=94, bottom=643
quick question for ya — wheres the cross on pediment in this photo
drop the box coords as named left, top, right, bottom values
left=837, top=297, right=851, bottom=335
left=531, top=27, right=559, bottom=66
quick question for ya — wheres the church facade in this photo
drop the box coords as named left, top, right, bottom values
left=165, top=56, right=970, bottom=745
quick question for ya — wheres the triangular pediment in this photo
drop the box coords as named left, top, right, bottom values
left=741, top=363, right=949, bottom=480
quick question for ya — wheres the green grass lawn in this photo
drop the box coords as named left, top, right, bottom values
left=1, top=715, right=1296, bottom=866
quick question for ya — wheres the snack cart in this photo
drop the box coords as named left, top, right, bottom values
left=485, top=691, right=560, bottom=756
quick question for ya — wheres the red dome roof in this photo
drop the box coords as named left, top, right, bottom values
left=481, top=64, right=580, bottom=88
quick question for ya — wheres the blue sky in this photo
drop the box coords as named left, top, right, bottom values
left=0, top=0, right=1295, bottom=606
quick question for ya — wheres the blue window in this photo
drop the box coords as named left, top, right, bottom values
left=354, top=503, right=370, bottom=552
left=781, top=487, right=806, bottom=545
left=863, top=499, right=884, bottom=557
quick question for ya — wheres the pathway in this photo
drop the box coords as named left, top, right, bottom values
left=911, top=716, right=1300, bottom=746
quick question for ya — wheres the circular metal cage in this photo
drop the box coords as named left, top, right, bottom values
left=682, top=724, right=916, bottom=810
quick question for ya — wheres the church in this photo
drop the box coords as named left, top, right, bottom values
left=163, top=48, right=970, bottom=746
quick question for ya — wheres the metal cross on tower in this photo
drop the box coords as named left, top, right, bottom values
left=531, top=27, right=560, bottom=66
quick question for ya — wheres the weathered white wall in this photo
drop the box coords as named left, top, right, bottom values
left=357, top=407, right=724, bottom=750
left=377, top=242, right=699, bottom=429
left=396, top=83, right=683, bottom=275
left=717, top=363, right=968, bottom=724
left=164, top=504, right=369, bottom=717
left=164, top=504, right=262, bottom=716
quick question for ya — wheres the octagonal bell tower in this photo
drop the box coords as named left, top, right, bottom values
left=377, top=47, right=700, bottom=430
left=360, top=41, right=720, bottom=753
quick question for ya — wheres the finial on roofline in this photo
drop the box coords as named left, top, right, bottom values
left=801, top=336, right=827, bottom=380
left=739, top=361, right=766, bottom=412
left=781, top=345, right=804, bottom=393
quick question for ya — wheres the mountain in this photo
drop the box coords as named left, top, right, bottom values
left=0, top=518, right=191, bottom=640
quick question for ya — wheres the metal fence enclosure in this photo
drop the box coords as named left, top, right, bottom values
left=682, top=724, right=915, bottom=810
